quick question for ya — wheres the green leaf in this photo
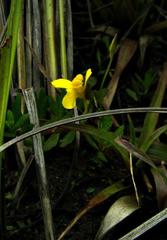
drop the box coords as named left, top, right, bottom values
left=126, top=88, right=138, bottom=101
left=64, top=124, right=129, bottom=165
left=97, top=151, right=108, bottom=163
left=115, top=137, right=167, bottom=184
left=6, top=110, right=15, bottom=129
left=127, top=115, right=137, bottom=145
left=15, top=114, right=30, bottom=130
left=84, top=134, right=98, bottom=150
left=43, top=133, right=60, bottom=151
left=94, top=89, right=107, bottom=106
left=0, top=0, right=23, bottom=144
left=143, top=68, right=156, bottom=90
left=99, top=115, right=113, bottom=130
left=0, top=3, right=23, bottom=234
left=114, top=125, right=124, bottom=136
left=149, top=142, right=167, bottom=163
left=138, top=63, right=167, bottom=147
left=12, top=94, right=22, bottom=121
left=36, top=88, right=49, bottom=119
left=140, top=124, right=167, bottom=152
left=60, top=131, right=75, bottom=148
left=48, top=94, right=70, bottom=120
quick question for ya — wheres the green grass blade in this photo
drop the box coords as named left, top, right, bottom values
left=141, top=125, right=167, bottom=152
left=138, top=62, right=167, bottom=147
left=0, top=0, right=23, bottom=237
left=0, top=0, right=23, bottom=143
left=59, top=0, right=67, bottom=78
left=43, top=0, right=57, bottom=97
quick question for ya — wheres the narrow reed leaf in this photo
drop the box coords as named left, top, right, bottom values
left=43, top=0, right=57, bottom=97
left=141, top=124, right=167, bottom=152
left=0, top=0, right=23, bottom=237
left=32, top=0, right=42, bottom=91
left=138, top=62, right=167, bottom=147
left=59, top=0, right=67, bottom=78
left=67, top=0, right=73, bottom=78
left=25, top=0, right=32, bottom=87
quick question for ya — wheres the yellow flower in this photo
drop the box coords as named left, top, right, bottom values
left=51, top=69, right=92, bottom=109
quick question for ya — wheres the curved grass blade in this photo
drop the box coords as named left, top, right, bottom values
left=1, top=107, right=167, bottom=153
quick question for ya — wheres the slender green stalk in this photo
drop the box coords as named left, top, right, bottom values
left=17, top=12, right=26, bottom=90
left=17, top=7, right=26, bottom=113
left=43, top=0, right=57, bottom=97
left=0, top=1, right=23, bottom=238
left=67, top=0, right=73, bottom=78
left=32, top=0, right=42, bottom=91
left=59, top=0, right=67, bottom=78
left=100, top=34, right=117, bottom=88
left=25, top=0, right=32, bottom=87
left=0, top=2, right=6, bottom=238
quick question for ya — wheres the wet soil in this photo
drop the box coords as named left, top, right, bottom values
left=4, top=148, right=167, bottom=240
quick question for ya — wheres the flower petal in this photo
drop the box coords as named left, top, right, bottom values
left=85, top=68, right=92, bottom=82
left=51, top=79, right=72, bottom=89
left=62, top=91, right=77, bottom=109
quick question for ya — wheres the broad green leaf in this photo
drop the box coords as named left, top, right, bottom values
left=43, top=133, right=60, bottom=151
left=15, top=114, right=30, bottom=130
left=115, top=125, right=124, bottom=136
left=36, top=88, right=49, bottom=119
left=12, top=95, right=22, bottom=122
left=84, top=134, right=98, bottom=150
left=98, top=115, right=113, bottom=130
left=60, top=131, right=75, bottom=148
left=6, top=110, right=15, bottom=129
left=149, top=142, right=167, bottom=163
left=126, top=88, right=138, bottom=101
left=97, top=151, right=108, bottom=163
left=64, top=124, right=129, bottom=166
left=143, top=68, right=156, bottom=90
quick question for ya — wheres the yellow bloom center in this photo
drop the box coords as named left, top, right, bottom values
left=72, top=74, right=84, bottom=89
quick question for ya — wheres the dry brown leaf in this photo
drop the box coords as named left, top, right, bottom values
left=103, top=39, right=137, bottom=109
